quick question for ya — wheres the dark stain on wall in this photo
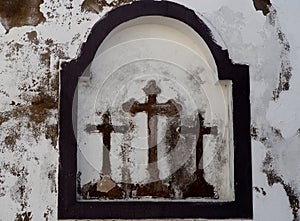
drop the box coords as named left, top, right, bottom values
left=26, top=31, right=40, bottom=45
left=0, top=30, right=67, bottom=219
left=0, top=31, right=66, bottom=149
left=0, top=0, right=46, bottom=33
left=251, top=125, right=270, bottom=148
left=29, top=92, right=57, bottom=124
left=0, top=163, right=32, bottom=219
left=268, top=9, right=293, bottom=101
left=15, top=211, right=32, bottom=221
left=252, top=125, right=300, bottom=221
left=0, top=114, right=9, bottom=126
left=48, top=167, right=57, bottom=193
left=254, top=186, right=266, bottom=196
left=252, top=0, right=271, bottom=16
left=1, top=122, right=23, bottom=152
left=0, top=163, right=29, bottom=202
left=0, top=89, right=10, bottom=97
left=45, top=124, right=58, bottom=147
left=4, top=130, right=21, bottom=151
left=81, top=0, right=135, bottom=14
left=271, top=127, right=283, bottom=139
left=10, top=176, right=30, bottom=211
left=272, top=32, right=292, bottom=100
left=43, top=206, right=53, bottom=221
left=263, top=154, right=299, bottom=221
left=0, top=33, right=69, bottom=220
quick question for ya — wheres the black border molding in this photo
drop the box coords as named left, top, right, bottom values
left=59, top=0, right=252, bottom=219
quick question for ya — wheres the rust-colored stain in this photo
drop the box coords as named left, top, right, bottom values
left=26, top=31, right=39, bottom=45
left=29, top=92, right=57, bottom=124
left=0, top=32, right=65, bottom=217
left=0, top=0, right=46, bottom=33
left=0, top=32, right=65, bottom=150
left=0, top=114, right=9, bottom=125
left=4, top=130, right=21, bottom=150
left=0, top=88, right=58, bottom=150
left=81, top=80, right=216, bottom=199
left=81, top=0, right=135, bottom=14
left=45, top=124, right=58, bottom=147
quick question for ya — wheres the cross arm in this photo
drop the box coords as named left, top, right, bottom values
left=122, top=98, right=147, bottom=115
left=113, top=123, right=133, bottom=133
left=153, top=99, right=182, bottom=117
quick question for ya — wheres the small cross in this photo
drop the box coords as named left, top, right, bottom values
left=86, top=111, right=130, bottom=176
left=180, top=112, right=217, bottom=170
left=122, top=80, right=182, bottom=181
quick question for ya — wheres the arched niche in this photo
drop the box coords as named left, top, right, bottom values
left=59, top=1, right=251, bottom=220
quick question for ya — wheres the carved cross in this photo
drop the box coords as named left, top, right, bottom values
left=86, top=111, right=130, bottom=176
left=122, top=80, right=182, bottom=181
left=180, top=112, right=218, bottom=170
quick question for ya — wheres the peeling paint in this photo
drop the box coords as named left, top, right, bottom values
left=0, top=91, right=57, bottom=147
left=45, top=124, right=58, bottom=148
left=0, top=163, right=29, bottom=203
left=0, top=31, right=64, bottom=149
left=43, top=206, right=53, bottom=221
left=26, top=31, right=39, bottom=45
left=0, top=0, right=299, bottom=220
left=81, top=0, right=135, bottom=14
left=252, top=125, right=300, bottom=220
left=253, top=0, right=271, bottom=16
left=0, top=0, right=45, bottom=33
left=47, top=167, right=57, bottom=193
left=254, top=186, right=266, bottom=196
left=15, top=211, right=32, bottom=221
left=263, top=157, right=300, bottom=221
left=268, top=8, right=293, bottom=101
left=0, top=24, right=65, bottom=219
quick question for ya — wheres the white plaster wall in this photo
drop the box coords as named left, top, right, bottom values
left=0, top=0, right=299, bottom=220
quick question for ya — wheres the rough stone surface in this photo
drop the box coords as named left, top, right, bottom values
left=0, top=0, right=300, bottom=220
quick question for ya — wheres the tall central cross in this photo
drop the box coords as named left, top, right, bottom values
left=122, top=80, right=182, bottom=181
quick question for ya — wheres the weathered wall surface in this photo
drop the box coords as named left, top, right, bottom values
left=0, top=0, right=299, bottom=220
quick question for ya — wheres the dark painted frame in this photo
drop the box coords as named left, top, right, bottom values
left=59, top=0, right=252, bottom=219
